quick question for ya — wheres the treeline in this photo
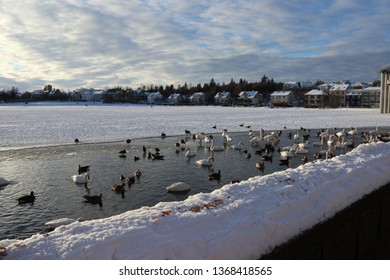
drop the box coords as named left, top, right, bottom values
left=1, top=75, right=287, bottom=103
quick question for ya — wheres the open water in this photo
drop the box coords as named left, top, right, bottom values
left=0, top=127, right=379, bottom=240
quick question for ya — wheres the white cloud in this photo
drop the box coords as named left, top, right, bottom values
left=0, top=0, right=389, bottom=91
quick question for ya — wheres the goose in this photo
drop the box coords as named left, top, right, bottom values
left=17, top=191, right=35, bottom=204
left=196, top=156, right=214, bottom=166
left=185, top=147, right=196, bottom=158
left=209, top=170, right=221, bottom=181
left=71, top=173, right=90, bottom=184
left=83, top=193, right=102, bottom=206
left=166, top=182, right=191, bottom=193
left=0, top=177, right=10, bottom=186
left=78, top=165, right=90, bottom=175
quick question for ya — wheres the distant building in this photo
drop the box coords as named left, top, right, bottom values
left=361, top=87, right=380, bottom=108
left=270, top=91, right=293, bottom=106
left=237, top=91, right=262, bottom=106
left=380, top=64, right=390, bottom=113
left=304, top=89, right=328, bottom=108
left=329, top=83, right=351, bottom=107
left=168, top=93, right=187, bottom=105
left=214, top=91, right=231, bottom=105
left=345, top=91, right=362, bottom=107
left=146, top=91, right=164, bottom=104
left=189, top=92, right=206, bottom=105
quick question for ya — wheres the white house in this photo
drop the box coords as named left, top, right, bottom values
left=304, top=90, right=328, bottom=108
left=190, top=92, right=206, bottom=105
left=361, top=87, right=380, bottom=108
left=168, top=93, right=187, bottom=105
left=329, top=83, right=351, bottom=107
left=237, top=91, right=262, bottom=106
left=270, top=91, right=293, bottom=106
left=214, top=91, right=231, bottom=105
left=146, top=91, right=164, bottom=104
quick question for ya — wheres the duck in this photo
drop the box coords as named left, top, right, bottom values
left=256, top=161, right=265, bottom=171
left=127, top=176, right=135, bottom=187
left=83, top=193, right=102, bottom=206
left=17, top=191, right=36, bottom=204
left=134, top=169, right=142, bottom=178
left=112, top=183, right=126, bottom=192
left=112, top=183, right=126, bottom=197
left=119, top=149, right=127, bottom=154
left=78, top=165, right=90, bottom=175
left=166, top=182, right=191, bottom=193
left=209, top=170, right=221, bottom=181
left=279, top=158, right=290, bottom=167
left=152, top=154, right=165, bottom=160
left=301, top=155, right=308, bottom=163
left=71, top=173, right=90, bottom=184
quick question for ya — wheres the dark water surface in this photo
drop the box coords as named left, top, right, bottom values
left=0, top=127, right=380, bottom=240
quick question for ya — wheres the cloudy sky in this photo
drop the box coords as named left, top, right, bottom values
left=1, top=0, right=389, bottom=91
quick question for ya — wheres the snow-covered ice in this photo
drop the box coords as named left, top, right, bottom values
left=0, top=103, right=389, bottom=259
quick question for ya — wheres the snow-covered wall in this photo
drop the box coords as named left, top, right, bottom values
left=262, top=181, right=390, bottom=259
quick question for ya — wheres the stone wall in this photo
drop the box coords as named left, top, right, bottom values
left=261, top=182, right=390, bottom=259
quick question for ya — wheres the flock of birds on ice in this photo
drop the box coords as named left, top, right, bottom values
left=1, top=124, right=389, bottom=230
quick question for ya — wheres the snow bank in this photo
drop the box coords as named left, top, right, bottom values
left=2, top=141, right=389, bottom=260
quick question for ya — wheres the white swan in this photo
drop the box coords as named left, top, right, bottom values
left=222, top=129, right=232, bottom=143
left=335, top=128, right=345, bottom=139
left=196, top=156, right=214, bottom=166
left=319, top=129, right=329, bottom=139
left=230, top=141, right=244, bottom=150
left=166, top=182, right=191, bottom=193
left=71, top=173, right=90, bottom=184
left=0, top=177, right=10, bottom=186
left=347, top=126, right=358, bottom=136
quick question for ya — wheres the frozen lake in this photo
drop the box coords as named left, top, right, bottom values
left=0, top=102, right=389, bottom=241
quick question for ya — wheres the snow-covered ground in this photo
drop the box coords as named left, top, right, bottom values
left=0, top=103, right=390, bottom=261
left=1, top=102, right=389, bottom=149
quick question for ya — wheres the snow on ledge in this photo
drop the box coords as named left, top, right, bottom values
left=1, top=142, right=390, bottom=260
